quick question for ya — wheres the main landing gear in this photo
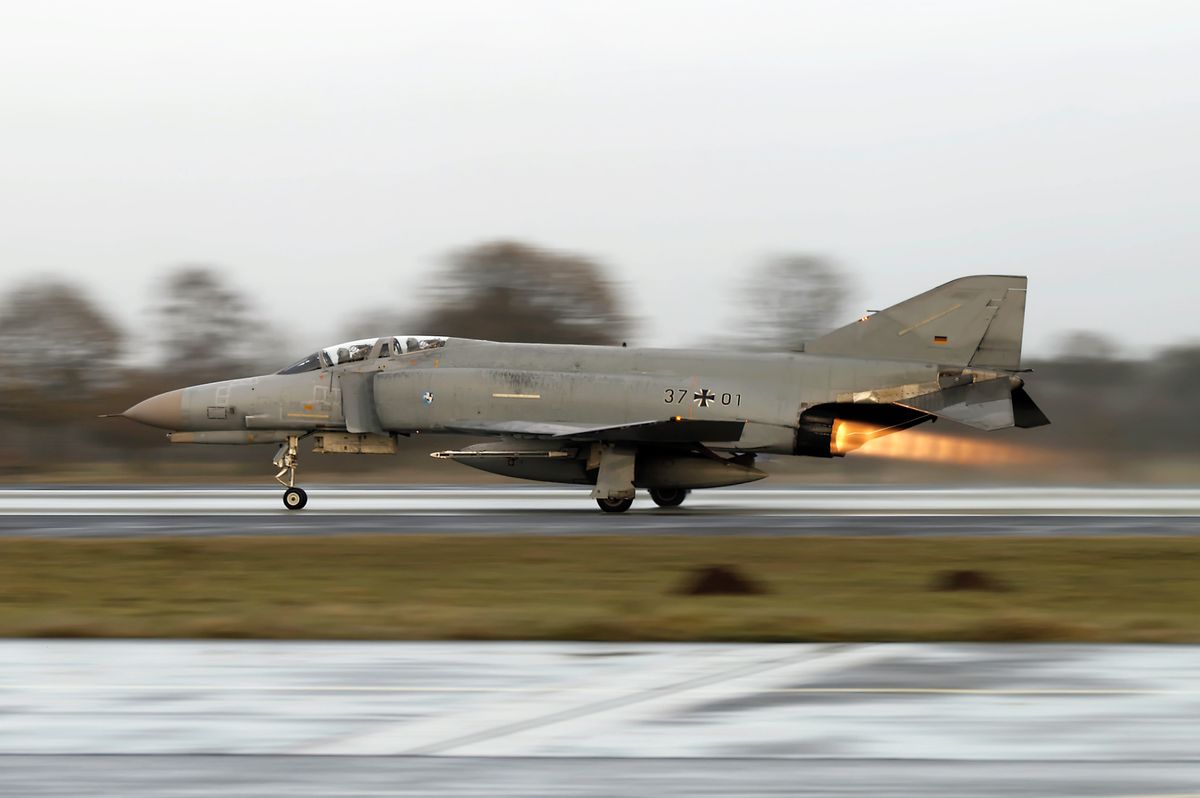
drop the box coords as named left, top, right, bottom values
left=274, top=435, right=308, bottom=510
left=588, top=444, right=694, bottom=513
left=595, top=489, right=690, bottom=513
left=649, top=487, right=689, bottom=508
left=596, top=496, right=634, bottom=513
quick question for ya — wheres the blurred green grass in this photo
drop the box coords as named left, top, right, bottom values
left=1, top=535, right=1197, bottom=642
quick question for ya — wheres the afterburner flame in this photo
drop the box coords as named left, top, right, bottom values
left=831, top=420, right=892, bottom=456
left=832, top=420, right=1053, bottom=467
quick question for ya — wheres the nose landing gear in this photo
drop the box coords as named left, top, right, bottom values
left=274, top=435, right=308, bottom=510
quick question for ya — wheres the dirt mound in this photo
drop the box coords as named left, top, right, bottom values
left=678, top=565, right=767, bottom=596
left=931, top=569, right=1010, bottom=592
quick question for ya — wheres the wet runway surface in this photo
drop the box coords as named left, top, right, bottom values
left=7, top=756, right=1200, bottom=797
left=2, top=486, right=1200, bottom=537
left=2, top=641, right=1198, bottom=796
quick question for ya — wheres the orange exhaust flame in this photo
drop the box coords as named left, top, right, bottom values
left=832, top=419, right=916, bottom=456
left=832, top=420, right=1057, bottom=467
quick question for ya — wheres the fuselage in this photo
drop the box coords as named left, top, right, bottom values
left=127, top=337, right=943, bottom=456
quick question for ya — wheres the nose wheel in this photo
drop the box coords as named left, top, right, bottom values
left=283, top=487, right=308, bottom=510
left=273, top=435, right=309, bottom=510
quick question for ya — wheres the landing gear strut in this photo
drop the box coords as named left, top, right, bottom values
left=649, top=487, right=689, bottom=508
left=590, top=444, right=636, bottom=514
left=274, top=435, right=307, bottom=510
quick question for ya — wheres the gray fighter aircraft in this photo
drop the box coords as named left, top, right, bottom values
left=117, top=275, right=1048, bottom=510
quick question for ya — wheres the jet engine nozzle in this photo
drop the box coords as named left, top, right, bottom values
left=794, top=403, right=933, bottom=458
left=831, top=419, right=882, bottom=456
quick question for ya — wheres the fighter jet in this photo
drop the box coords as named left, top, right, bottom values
left=117, top=275, right=1049, bottom=510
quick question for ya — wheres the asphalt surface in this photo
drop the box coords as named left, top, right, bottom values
left=2, top=486, right=1200, bottom=537
left=2, top=641, right=1198, bottom=797
left=7, top=756, right=1200, bottom=797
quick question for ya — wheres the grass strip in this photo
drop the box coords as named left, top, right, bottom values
left=2, top=535, right=1198, bottom=642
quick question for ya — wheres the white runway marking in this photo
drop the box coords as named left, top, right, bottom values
left=3, top=486, right=1200, bottom=515
left=2, top=641, right=1199, bottom=761
left=300, top=644, right=894, bottom=756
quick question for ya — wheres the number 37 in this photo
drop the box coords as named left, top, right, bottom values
left=663, top=388, right=742, bottom=406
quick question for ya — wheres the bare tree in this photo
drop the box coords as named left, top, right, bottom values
left=0, top=280, right=123, bottom=390
left=157, top=267, right=269, bottom=376
left=738, top=255, right=852, bottom=350
left=1055, top=330, right=1120, bottom=361
left=416, top=241, right=631, bottom=345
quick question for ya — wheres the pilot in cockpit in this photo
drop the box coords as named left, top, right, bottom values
left=277, top=336, right=446, bottom=375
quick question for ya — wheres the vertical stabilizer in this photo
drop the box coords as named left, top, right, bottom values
left=805, top=275, right=1028, bottom=369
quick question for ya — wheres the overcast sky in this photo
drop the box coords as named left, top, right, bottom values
left=3, top=0, right=1198, bottom=360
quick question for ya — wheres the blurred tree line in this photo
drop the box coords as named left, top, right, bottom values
left=0, top=240, right=1195, bottom=483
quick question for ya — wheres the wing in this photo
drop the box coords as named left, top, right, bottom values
left=442, top=417, right=746, bottom=443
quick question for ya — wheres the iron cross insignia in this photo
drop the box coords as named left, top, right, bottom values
left=694, top=388, right=716, bottom=408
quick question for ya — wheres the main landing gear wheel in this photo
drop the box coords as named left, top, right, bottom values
left=283, top=487, right=308, bottom=510
left=596, top=496, right=634, bottom=513
left=649, top=487, right=689, bottom=508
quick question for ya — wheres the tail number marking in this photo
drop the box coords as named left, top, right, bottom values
left=664, top=388, right=741, bottom=407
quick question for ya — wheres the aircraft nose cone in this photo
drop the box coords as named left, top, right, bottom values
left=123, top=389, right=185, bottom=429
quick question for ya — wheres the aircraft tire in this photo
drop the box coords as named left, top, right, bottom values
left=595, top=496, right=634, bottom=513
left=649, top=487, right=689, bottom=508
left=283, top=487, right=308, bottom=510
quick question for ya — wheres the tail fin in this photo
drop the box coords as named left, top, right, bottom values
left=805, top=275, right=1027, bottom=369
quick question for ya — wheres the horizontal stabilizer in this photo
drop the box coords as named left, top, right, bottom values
left=891, top=376, right=1055, bottom=432
left=898, top=378, right=1014, bottom=431
left=444, top=418, right=746, bottom=443
left=1012, top=386, right=1051, bottom=428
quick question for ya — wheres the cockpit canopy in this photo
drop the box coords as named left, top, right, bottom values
left=277, top=336, right=447, bottom=374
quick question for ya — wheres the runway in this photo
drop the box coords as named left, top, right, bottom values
left=3, top=641, right=1198, bottom=796
left=1, top=486, right=1199, bottom=537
